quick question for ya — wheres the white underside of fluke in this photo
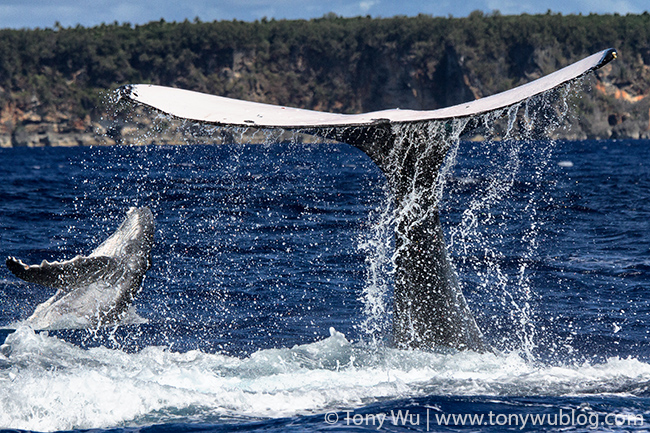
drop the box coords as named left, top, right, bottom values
left=122, top=49, right=615, bottom=128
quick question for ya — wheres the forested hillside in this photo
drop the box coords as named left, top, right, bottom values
left=1, top=11, right=649, bottom=146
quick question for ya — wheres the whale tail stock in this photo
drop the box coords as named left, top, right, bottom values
left=120, top=49, right=617, bottom=351
left=6, top=207, right=154, bottom=329
left=317, top=123, right=485, bottom=351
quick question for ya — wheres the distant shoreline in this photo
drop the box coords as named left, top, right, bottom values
left=1, top=13, right=649, bottom=145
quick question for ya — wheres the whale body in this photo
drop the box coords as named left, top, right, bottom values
left=5, top=207, right=154, bottom=330
left=120, top=49, right=617, bottom=351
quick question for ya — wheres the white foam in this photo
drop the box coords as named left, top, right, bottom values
left=1, top=326, right=649, bottom=431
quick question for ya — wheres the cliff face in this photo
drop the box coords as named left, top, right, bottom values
left=325, top=42, right=650, bottom=141
left=588, top=51, right=650, bottom=139
left=1, top=14, right=649, bottom=147
left=0, top=102, right=112, bottom=147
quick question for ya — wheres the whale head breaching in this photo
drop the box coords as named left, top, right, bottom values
left=5, top=206, right=154, bottom=330
left=119, top=49, right=617, bottom=352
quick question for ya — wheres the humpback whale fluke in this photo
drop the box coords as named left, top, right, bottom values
left=6, top=207, right=154, bottom=330
left=119, top=49, right=617, bottom=351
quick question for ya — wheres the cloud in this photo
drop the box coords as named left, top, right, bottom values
left=577, top=0, right=646, bottom=14
left=359, top=0, right=378, bottom=13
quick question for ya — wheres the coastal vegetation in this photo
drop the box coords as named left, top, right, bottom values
left=1, top=12, right=649, bottom=146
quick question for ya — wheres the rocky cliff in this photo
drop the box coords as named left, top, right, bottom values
left=1, top=13, right=648, bottom=147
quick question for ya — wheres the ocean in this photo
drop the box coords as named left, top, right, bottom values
left=1, top=135, right=650, bottom=431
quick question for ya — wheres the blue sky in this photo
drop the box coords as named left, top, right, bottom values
left=0, top=0, right=647, bottom=29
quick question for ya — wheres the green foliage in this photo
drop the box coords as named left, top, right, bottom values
left=0, top=13, right=648, bottom=117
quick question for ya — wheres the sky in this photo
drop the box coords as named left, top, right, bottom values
left=0, top=0, right=647, bottom=30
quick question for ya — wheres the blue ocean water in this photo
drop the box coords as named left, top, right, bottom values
left=1, top=138, right=650, bottom=431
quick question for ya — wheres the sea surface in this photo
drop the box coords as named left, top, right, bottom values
left=1, top=137, right=650, bottom=432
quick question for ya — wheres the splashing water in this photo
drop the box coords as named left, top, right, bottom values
left=2, top=324, right=650, bottom=431
left=354, top=81, right=585, bottom=355
left=5, top=75, right=650, bottom=431
left=34, top=75, right=586, bottom=356
left=96, top=77, right=587, bottom=355
left=446, top=84, right=585, bottom=356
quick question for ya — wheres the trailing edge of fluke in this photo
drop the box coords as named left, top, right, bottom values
left=119, top=48, right=616, bottom=129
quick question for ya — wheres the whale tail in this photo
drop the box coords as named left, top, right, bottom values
left=119, top=49, right=617, bottom=351
left=6, top=207, right=154, bottom=329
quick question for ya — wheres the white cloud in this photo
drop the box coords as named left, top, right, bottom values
left=359, top=0, right=378, bottom=13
